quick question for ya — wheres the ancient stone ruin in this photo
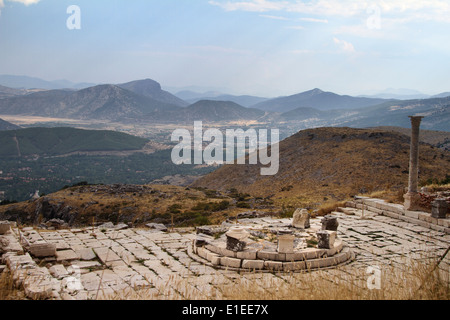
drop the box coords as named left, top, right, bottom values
left=404, top=116, right=424, bottom=211
left=192, top=210, right=353, bottom=272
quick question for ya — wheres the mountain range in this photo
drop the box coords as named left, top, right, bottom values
left=253, top=88, right=389, bottom=113
left=0, top=77, right=448, bottom=131
left=0, top=75, right=95, bottom=90
left=358, top=88, right=450, bottom=100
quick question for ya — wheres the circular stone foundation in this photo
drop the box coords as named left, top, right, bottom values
left=189, top=217, right=354, bottom=273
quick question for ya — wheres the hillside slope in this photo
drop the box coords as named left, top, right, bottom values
left=374, top=126, right=450, bottom=151
left=0, top=127, right=149, bottom=157
left=341, top=97, right=450, bottom=131
left=192, top=127, right=450, bottom=206
left=180, top=100, right=266, bottom=122
left=0, top=85, right=180, bottom=121
left=0, top=118, right=20, bottom=131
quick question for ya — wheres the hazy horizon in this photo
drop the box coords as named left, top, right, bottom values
left=1, top=0, right=449, bottom=97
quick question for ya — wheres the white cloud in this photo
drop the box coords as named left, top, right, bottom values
left=333, top=37, right=355, bottom=53
left=0, top=0, right=40, bottom=15
left=210, top=0, right=450, bottom=22
left=260, top=14, right=289, bottom=20
left=299, top=17, right=328, bottom=23
left=209, top=0, right=287, bottom=12
left=9, top=0, right=40, bottom=4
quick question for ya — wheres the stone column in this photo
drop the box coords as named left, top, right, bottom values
left=404, top=116, right=424, bottom=211
left=277, top=229, right=295, bottom=254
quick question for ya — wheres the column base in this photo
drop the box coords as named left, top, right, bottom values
left=404, top=192, right=422, bottom=211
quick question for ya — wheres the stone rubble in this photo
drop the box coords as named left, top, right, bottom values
left=292, top=209, right=310, bottom=229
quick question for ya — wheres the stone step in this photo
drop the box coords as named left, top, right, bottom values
left=347, top=197, right=450, bottom=233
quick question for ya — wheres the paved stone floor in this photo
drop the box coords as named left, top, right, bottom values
left=1, top=208, right=449, bottom=300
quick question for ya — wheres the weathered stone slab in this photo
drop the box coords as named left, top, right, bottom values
left=72, top=261, right=102, bottom=269
left=206, top=251, right=221, bottom=265
left=0, top=221, right=11, bottom=235
left=220, top=257, right=241, bottom=268
left=257, top=250, right=277, bottom=261
left=236, top=250, right=257, bottom=260
left=29, top=243, right=57, bottom=258
left=1, top=234, right=24, bottom=255
left=75, top=248, right=97, bottom=261
left=56, top=250, right=79, bottom=262
left=242, top=259, right=264, bottom=270
left=264, top=261, right=283, bottom=271
left=49, top=264, right=69, bottom=279
left=283, top=261, right=306, bottom=272
left=93, top=247, right=121, bottom=264
left=5, top=253, right=35, bottom=270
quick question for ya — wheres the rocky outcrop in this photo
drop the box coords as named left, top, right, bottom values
left=33, top=198, right=78, bottom=226
left=0, top=198, right=78, bottom=226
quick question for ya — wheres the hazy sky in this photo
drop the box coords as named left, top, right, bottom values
left=0, top=0, right=449, bottom=97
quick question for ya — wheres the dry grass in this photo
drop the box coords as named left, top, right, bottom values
left=423, top=183, right=450, bottom=192
left=101, top=254, right=449, bottom=301
left=0, top=269, right=25, bottom=300
left=216, top=259, right=449, bottom=300
left=316, top=201, right=348, bottom=216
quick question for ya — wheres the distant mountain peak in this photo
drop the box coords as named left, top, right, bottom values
left=310, top=88, right=324, bottom=95
left=122, top=78, right=162, bottom=90
left=118, top=79, right=188, bottom=107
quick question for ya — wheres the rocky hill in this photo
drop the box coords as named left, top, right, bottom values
left=0, top=85, right=29, bottom=99
left=192, top=127, right=450, bottom=207
left=374, top=126, right=450, bottom=151
left=0, top=184, right=262, bottom=227
left=0, top=85, right=179, bottom=121
left=179, top=100, right=266, bottom=122
left=118, top=79, right=188, bottom=107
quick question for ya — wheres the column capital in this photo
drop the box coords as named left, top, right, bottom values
left=408, top=116, right=424, bottom=125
